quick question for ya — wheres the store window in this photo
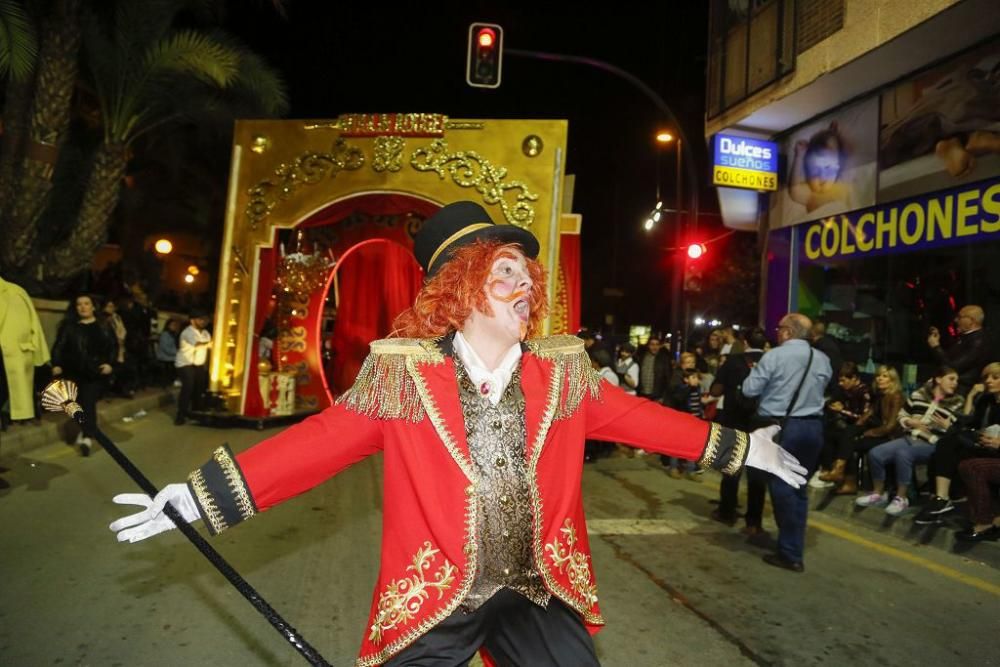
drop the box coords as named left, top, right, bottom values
left=798, top=240, right=1000, bottom=389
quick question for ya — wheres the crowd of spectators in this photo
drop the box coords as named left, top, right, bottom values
left=580, top=302, right=1000, bottom=550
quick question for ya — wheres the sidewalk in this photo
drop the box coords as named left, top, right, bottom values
left=809, top=485, right=1000, bottom=569
left=0, top=387, right=176, bottom=462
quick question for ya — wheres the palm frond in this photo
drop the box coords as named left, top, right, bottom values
left=0, top=0, right=38, bottom=81
left=230, top=47, right=289, bottom=117
left=143, top=29, right=240, bottom=88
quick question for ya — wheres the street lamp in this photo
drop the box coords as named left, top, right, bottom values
left=653, top=131, right=685, bottom=356
left=154, top=239, right=173, bottom=254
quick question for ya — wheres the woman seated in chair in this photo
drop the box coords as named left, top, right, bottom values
left=856, top=367, right=964, bottom=515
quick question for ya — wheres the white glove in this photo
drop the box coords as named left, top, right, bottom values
left=745, top=425, right=808, bottom=488
left=109, top=483, right=202, bottom=543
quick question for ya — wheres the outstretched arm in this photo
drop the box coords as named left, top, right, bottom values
left=110, top=402, right=385, bottom=541
left=585, top=382, right=805, bottom=486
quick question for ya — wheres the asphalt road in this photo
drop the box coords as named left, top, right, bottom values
left=1, top=408, right=997, bottom=666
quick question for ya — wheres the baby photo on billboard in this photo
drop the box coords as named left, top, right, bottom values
left=779, top=97, right=879, bottom=227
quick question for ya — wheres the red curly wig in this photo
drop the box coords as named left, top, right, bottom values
left=392, top=240, right=548, bottom=339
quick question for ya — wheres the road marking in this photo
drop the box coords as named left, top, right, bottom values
left=587, top=518, right=690, bottom=535
left=808, top=517, right=1000, bottom=596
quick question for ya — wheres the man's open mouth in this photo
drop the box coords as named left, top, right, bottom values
left=513, top=298, right=530, bottom=321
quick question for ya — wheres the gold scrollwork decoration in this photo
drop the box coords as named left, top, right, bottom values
left=278, top=326, right=307, bottom=353
left=245, top=139, right=365, bottom=229
left=544, top=519, right=598, bottom=607
left=409, top=139, right=538, bottom=229
left=369, top=541, right=457, bottom=644
left=373, top=136, right=406, bottom=173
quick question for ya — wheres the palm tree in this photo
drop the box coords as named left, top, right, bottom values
left=0, top=0, right=38, bottom=235
left=0, top=0, right=38, bottom=80
left=0, top=0, right=81, bottom=272
left=42, top=1, right=287, bottom=279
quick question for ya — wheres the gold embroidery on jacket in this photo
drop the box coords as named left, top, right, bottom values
left=697, top=423, right=723, bottom=470
left=215, top=446, right=256, bottom=521
left=187, top=468, right=227, bottom=534
left=527, top=335, right=602, bottom=420
left=406, top=356, right=479, bottom=482
left=338, top=338, right=445, bottom=422
left=544, top=518, right=598, bottom=606
left=357, top=494, right=478, bottom=667
left=525, top=360, right=605, bottom=626
left=722, top=429, right=751, bottom=476
left=369, top=541, right=458, bottom=644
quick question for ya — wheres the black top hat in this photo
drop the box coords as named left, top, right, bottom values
left=413, top=201, right=540, bottom=277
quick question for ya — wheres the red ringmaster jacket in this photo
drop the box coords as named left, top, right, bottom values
left=187, top=335, right=749, bottom=666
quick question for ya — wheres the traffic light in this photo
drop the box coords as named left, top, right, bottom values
left=466, top=23, right=503, bottom=88
left=683, top=243, right=706, bottom=292
left=686, top=243, right=706, bottom=260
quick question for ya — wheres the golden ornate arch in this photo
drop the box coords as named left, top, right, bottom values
left=211, top=115, right=569, bottom=410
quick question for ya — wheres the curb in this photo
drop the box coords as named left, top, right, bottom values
left=0, top=389, right=176, bottom=462
left=809, top=486, right=1000, bottom=569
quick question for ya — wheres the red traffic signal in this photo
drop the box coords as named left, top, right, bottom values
left=467, top=22, right=503, bottom=89
left=687, top=243, right=706, bottom=260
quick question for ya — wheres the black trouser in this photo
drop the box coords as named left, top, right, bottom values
left=176, top=365, right=208, bottom=420
left=933, top=432, right=992, bottom=479
left=718, top=467, right=768, bottom=527
left=930, top=433, right=1000, bottom=493
left=822, top=420, right=854, bottom=469
left=383, top=589, right=599, bottom=667
left=76, top=379, right=104, bottom=438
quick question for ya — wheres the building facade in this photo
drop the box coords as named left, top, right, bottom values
left=706, top=0, right=1000, bottom=384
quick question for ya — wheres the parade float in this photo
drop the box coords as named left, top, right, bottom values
left=207, top=114, right=581, bottom=425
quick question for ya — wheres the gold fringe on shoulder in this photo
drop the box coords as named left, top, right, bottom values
left=337, top=338, right=445, bottom=422
left=527, top=335, right=603, bottom=420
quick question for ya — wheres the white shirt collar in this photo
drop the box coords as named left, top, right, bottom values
left=453, top=331, right=522, bottom=406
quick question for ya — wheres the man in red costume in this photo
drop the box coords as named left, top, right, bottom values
left=110, top=201, right=804, bottom=666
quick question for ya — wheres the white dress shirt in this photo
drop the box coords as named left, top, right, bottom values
left=176, top=325, right=212, bottom=368
left=453, top=331, right=522, bottom=406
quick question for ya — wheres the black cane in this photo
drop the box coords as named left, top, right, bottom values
left=43, top=380, right=332, bottom=667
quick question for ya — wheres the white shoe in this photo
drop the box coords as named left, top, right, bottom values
left=809, top=473, right=834, bottom=489
left=80, top=437, right=93, bottom=457
left=885, top=496, right=910, bottom=516
left=855, top=492, right=889, bottom=508
left=134, top=409, right=147, bottom=418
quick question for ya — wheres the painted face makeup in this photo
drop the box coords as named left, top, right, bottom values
left=484, top=250, right=533, bottom=343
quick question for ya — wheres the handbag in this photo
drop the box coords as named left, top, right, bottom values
left=774, top=348, right=814, bottom=444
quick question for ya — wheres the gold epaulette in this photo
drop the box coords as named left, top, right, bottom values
left=527, top=335, right=603, bottom=420
left=337, top=338, right=445, bottom=422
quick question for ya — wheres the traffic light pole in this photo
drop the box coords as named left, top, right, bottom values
left=672, top=138, right=685, bottom=357
left=506, top=48, right=698, bottom=352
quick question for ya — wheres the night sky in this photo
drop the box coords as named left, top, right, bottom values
left=225, top=1, right=735, bottom=333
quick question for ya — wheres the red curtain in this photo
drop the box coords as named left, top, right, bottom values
left=242, top=194, right=440, bottom=417
left=329, top=240, right=423, bottom=394
left=560, top=233, right=582, bottom=334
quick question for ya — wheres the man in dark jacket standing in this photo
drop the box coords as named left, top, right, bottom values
left=928, top=305, right=990, bottom=393
left=637, top=335, right=672, bottom=404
